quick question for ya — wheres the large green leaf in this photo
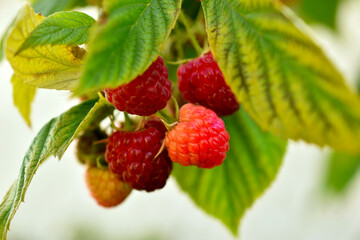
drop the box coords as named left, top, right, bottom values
left=202, top=0, right=360, bottom=153
left=77, top=0, right=182, bottom=94
left=0, top=97, right=112, bottom=240
left=173, top=108, right=287, bottom=235
left=325, top=152, right=360, bottom=192
left=17, top=11, right=95, bottom=54
left=31, top=0, right=88, bottom=16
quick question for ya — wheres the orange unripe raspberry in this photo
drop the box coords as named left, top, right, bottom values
left=85, top=165, right=132, bottom=208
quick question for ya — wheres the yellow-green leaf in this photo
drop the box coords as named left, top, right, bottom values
left=202, top=0, right=360, bottom=153
left=11, top=75, right=37, bottom=127
left=5, top=5, right=84, bottom=91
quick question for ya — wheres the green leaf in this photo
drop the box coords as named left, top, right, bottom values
left=299, top=0, right=341, bottom=29
left=17, top=11, right=95, bottom=54
left=77, top=0, right=182, bottom=94
left=325, top=152, right=360, bottom=192
left=11, top=75, right=37, bottom=127
left=202, top=0, right=360, bottom=153
left=0, top=97, right=113, bottom=240
left=173, top=109, right=287, bottom=235
left=31, top=0, right=88, bottom=16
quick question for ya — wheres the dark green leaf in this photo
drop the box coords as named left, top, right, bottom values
left=325, top=152, right=360, bottom=192
left=0, top=97, right=112, bottom=240
left=17, top=11, right=95, bottom=53
left=77, top=0, right=182, bottom=94
left=173, top=108, right=287, bottom=235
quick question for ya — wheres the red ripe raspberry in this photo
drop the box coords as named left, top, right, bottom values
left=85, top=165, right=132, bottom=208
left=104, top=56, right=172, bottom=116
left=165, top=103, right=230, bottom=168
left=177, top=52, right=239, bottom=116
left=105, top=127, right=172, bottom=192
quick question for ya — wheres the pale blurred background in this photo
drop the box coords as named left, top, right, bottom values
left=1, top=0, right=360, bottom=239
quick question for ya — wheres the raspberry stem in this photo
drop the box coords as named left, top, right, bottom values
left=178, top=12, right=203, bottom=56
left=157, top=109, right=176, bottom=124
left=135, top=117, right=146, bottom=131
left=171, top=96, right=179, bottom=120
left=109, top=114, right=122, bottom=131
left=165, top=58, right=193, bottom=65
left=123, top=112, right=134, bottom=131
left=160, top=119, right=178, bottom=131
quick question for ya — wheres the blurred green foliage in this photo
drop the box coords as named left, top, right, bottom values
left=326, top=152, right=360, bottom=192
left=31, top=0, right=88, bottom=16
left=298, top=0, right=342, bottom=29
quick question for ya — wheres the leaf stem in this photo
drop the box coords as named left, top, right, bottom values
left=179, top=12, right=203, bottom=56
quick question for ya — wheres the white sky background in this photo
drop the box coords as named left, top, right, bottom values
left=0, top=0, right=360, bottom=239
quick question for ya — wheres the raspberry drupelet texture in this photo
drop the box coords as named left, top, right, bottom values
left=144, top=117, right=168, bottom=138
left=177, top=52, right=239, bottom=116
left=105, top=126, right=172, bottom=192
left=165, top=103, right=230, bottom=168
left=104, top=56, right=172, bottom=116
left=85, top=165, right=132, bottom=208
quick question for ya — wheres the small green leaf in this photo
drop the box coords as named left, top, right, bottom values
left=11, top=75, right=37, bottom=127
left=325, top=152, right=360, bottom=192
left=31, top=0, right=88, bottom=16
left=0, top=97, right=113, bottom=240
left=173, top=109, right=287, bottom=235
left=17, top=11, right=95, bottom=54
left=202, top=0, right=360, bottom=153
left=77, top=0, right=182, bottom=94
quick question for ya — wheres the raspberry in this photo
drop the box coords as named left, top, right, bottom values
left=76, top=128, right=107, bottom=165
left=177, top=52, right=239, bottom=116
left=165, top=103, right=230, bottom=168
left=104, top=56, right=172, bottom=116
left=85, top=165, right=132, bottom=208
left=105, top=127, right=172, bottom=192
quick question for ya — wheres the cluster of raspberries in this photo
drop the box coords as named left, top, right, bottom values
left=78, top=53, right=239, bottom=207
